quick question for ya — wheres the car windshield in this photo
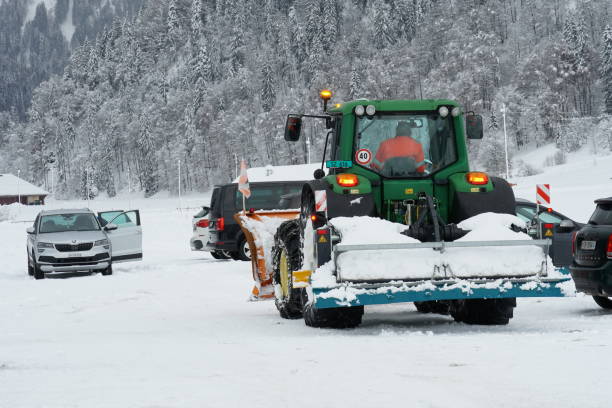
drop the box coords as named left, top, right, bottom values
left=589, top=204, right=612, bottom=225
left=355, top=112, right=457, bottom=177
left=516, top=206, right=564, bottom=224
left=39, top=213, right=101, bottom=233
left=235, top=184, right=303, bottom=210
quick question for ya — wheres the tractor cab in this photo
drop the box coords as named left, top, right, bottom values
left=284, top=91, right=486, bottom=225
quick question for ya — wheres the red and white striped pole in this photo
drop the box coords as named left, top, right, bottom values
left=536, top=184, right=550, bottom=239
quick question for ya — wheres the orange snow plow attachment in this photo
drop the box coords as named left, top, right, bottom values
left=233, top=210, right=300, bottom=300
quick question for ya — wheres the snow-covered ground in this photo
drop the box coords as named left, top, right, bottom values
left=2, top=154, right=612, bottom=407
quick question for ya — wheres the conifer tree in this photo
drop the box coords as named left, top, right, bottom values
left=261, top=60, right=276, bottom=112
left=602, top=25, right=612, bottom=114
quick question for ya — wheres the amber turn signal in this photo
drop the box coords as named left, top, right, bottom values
left=336, top=173, right=359, bottom=187
left=466, top=172, right=489, bottom=185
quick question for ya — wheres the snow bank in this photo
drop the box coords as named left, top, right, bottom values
left=314, top=213, right=549, bottom=285
left=0, top=203, right=41, bottom=223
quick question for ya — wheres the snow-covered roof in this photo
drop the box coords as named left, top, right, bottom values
left=232, top=163, right=327, bottom=183
left=0, top=174, right=49, bottom=197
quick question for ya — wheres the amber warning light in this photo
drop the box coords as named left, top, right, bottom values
left=320, top=89, right=332, bottom=100
left=336, top=174, right=359, bottom=187
left=466, top=172, right=489, bottom=185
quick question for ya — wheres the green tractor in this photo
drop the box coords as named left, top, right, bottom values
left=270, top=90, right=571, bottom=329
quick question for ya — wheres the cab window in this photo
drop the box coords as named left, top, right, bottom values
left=355, top=112, right=457, bottom=177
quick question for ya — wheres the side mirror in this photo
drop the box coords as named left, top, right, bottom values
left=465, top=113, right=484, bottom=140
left=284, top=114, right=302, bottom=142
left=557, top=219, right=576, bottom=232
left=26, top=227, right=34, bottom=234
left=313, top=168, right=325, bottom=180
left=104, top=223, right=118, bottom=232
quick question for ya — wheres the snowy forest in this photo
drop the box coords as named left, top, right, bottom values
left=0, top=0, right=611, bottom=198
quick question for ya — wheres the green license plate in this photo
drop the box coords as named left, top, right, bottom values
left=326, top=160, right=352, bottom=169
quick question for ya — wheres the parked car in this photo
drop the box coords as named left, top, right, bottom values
left=189, top=206, right=230, bottom=259
left=207, top=181, right=304, bottom=261
left=27, top=208, right=142, bottom=279
left=570, top=197, right=612, bottom=309
left=515, top=198, right=583, bottom=267
left=190, top=206, right=210, bottom=250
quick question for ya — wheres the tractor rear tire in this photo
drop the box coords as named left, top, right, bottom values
left=593, top=296, right=612, bottom=309
left=449, top=177, right=517, bottom=325
left=272, top=220, right=304, bottom=319
left=303, top=299, right=364, bottom=329
left=450, top=298, right=515, bottom=325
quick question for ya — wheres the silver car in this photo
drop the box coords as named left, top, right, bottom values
left=26, top=208, right=143, bottom=279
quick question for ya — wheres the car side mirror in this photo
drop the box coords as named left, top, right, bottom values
left=104, top=223, right=118, bottom=232
left=557, top=219, right=575, bottom=232
left=284, top=114, right=302, bottom=142
left=26, top=227, right=34, bottom=234
left=465, top=113, right=484, bottom=140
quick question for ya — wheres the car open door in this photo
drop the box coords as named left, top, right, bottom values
left=100, top=210, right=143, bottom=262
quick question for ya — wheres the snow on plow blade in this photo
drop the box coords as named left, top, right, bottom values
left=312, top=239, right=573, bottom=309
left=234, top=210, right=300, bottom=300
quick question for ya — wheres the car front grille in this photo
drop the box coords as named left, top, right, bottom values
left=55, top=242, right=94, bottom=252
left=38, top=253, right=110, bottom=265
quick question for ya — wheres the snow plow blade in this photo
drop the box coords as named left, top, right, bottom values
left=313, top=274, right=572, bottom=309
left=234, top=210, right=299, bottom=300
left=312, top=239, right=574, bottom=309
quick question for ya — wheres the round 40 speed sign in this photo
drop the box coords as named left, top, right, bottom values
left=355, top=149, right=372, bottom=166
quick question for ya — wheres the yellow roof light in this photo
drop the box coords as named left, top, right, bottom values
left=320, top=89, right=332, bottom=100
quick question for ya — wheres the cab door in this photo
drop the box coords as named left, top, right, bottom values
left=99, top=210, right=143, bottom=262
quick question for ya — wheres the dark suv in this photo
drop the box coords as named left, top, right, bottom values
left=207, top=181, right=305, bottom=261
left=570, top=197, right=612, bottom=309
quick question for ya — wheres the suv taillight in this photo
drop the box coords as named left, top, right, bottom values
left=196, top=219, right=209, bottom=228
left=572, top=231, right=577, bottom=254
left=216, top=217, right=225, bottom=231
left=607, top=234, right=612, bottom=259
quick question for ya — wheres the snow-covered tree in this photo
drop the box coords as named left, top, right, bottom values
left=602, top=25, right=612, bottom=114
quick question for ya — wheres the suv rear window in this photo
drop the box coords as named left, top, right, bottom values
left=589, top=203, right=612, bottom=225
left=210, top=188, right=222, bottom=217
left=235, top=183, right=303, bottom=210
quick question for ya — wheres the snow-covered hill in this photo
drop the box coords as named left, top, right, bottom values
left=512, top=146, right=612, bottom=221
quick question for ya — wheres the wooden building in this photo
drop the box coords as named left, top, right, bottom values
left=0, top=174, right=49, bottom=205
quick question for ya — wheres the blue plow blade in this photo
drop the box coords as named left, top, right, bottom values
left=313, top=267, right=573, bottom=309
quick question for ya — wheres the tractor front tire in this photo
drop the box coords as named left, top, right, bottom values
left=593, top=296, right=612, bottom=309
left=272, top=220, right=304, bottom=319
left=414, top=301, right=450, bottom=315
left=450, top=298, right=515, bottom=325
left=303, top=299, right=364, bottom=329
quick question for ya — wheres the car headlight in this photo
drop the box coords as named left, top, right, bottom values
left=94, top=239, right=110, bottom=247
left=37, top=242, right=54, bottom=249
